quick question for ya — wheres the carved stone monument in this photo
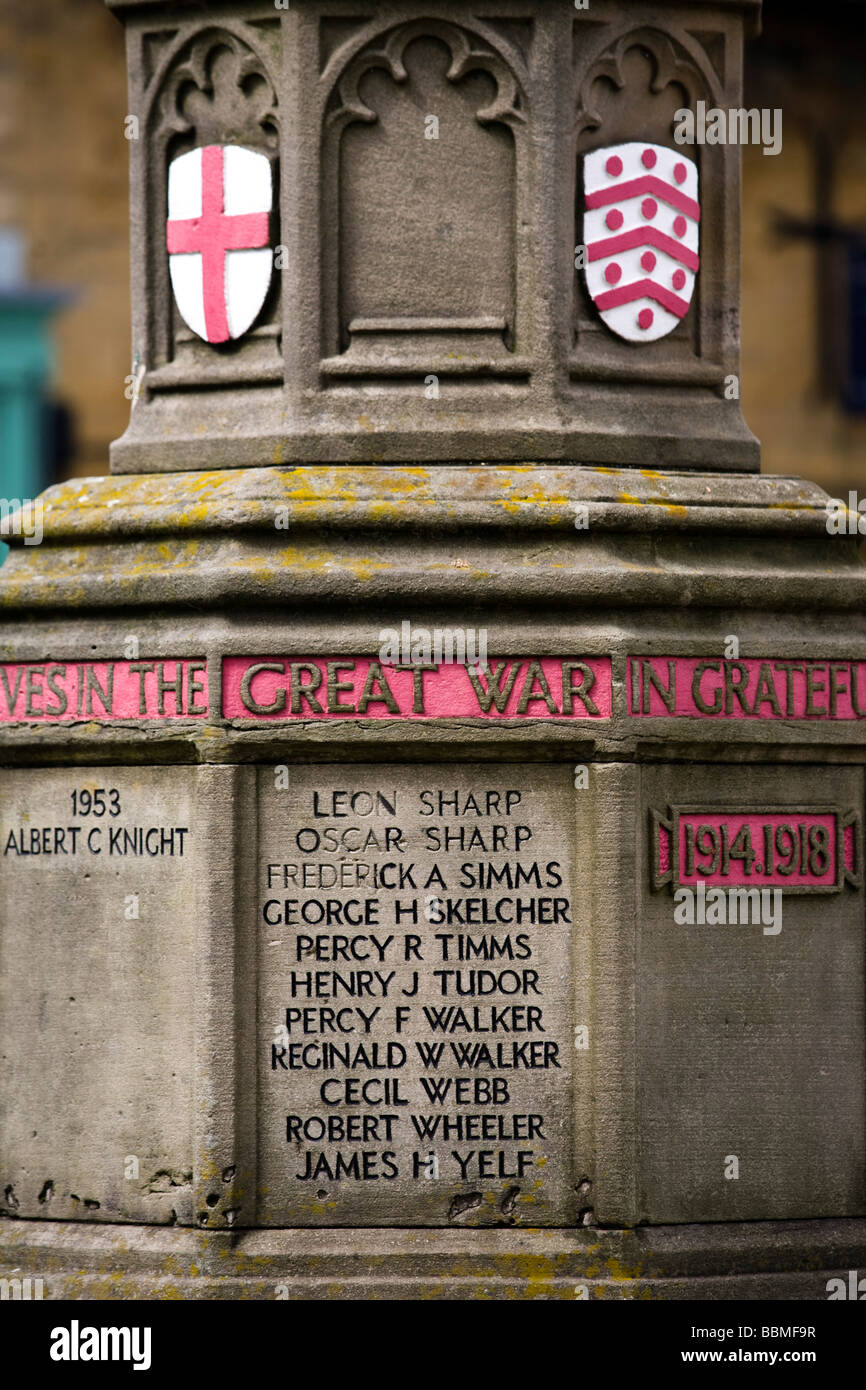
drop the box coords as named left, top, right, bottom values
left=1, top=0, right=865, bottom=1299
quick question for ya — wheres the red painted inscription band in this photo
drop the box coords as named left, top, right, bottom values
left=222, top=657, right=612, bottom=720
left=629, top=656, right=866, bottom=720
left=0, top=660, right=208, bottom=721
left=2, top=655, right=865, bottom=724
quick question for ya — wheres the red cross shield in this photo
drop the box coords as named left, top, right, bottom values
left=166, top=145, right=273, bottom=345
left=583, top=142, right=700, bottom=343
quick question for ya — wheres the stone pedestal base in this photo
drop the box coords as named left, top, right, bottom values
left=2, top=465, right=866, bottom=1281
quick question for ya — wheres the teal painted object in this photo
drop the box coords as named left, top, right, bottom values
left=0, top=284, right=68, bottom=565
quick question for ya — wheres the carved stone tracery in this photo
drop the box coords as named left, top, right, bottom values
left=326, top=19, right=526, bottom=134
left=149, top=27, right=279, bottom=153
left=574, top=26, right=719, bottom=146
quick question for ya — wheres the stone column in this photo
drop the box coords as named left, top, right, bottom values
left=1, top=0, right=865, bottom=1299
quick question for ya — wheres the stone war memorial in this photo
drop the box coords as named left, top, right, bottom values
left=1, top=0, right=865, bottom=1305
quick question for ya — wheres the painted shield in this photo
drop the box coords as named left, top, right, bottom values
left=583, top=142, right=699, bottom=343
left=166, top=144, right=272, bottom=344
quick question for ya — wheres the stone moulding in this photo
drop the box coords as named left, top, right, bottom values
left=1, top=1215, right=864, bottom=1299
left=0, top=466, right=862, bottom=614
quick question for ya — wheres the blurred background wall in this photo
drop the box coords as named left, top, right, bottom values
left=0, top=0, right=863, bottom=498
left=743, top=0, right=866, bottom=498
left=0, top=0, right=128, bottom=491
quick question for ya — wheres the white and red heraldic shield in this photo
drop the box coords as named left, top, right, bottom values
left=583, top=141, right=700, bottom=343
left=166, top=144, right=273, bottom=345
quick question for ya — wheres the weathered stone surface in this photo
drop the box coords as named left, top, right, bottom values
left=0, top=465, right=862, bottom=619
left=2, top=1214, right=865, bottom=1300
left=638, top=763, right=866, bottom=1224
left=0, top=767, right=200, bottom=1225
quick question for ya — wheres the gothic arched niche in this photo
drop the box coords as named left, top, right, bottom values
left=575, top=29, right=704, bottom=151
left=154, top=30, right=279, bottom=159
left=324, top=20, right=525, bottom=367
left=144, top=25, right=281, bottom=373
left=572, top=27, right=720, bottom=365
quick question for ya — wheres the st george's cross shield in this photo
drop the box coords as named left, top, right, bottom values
left=166, top=145, right=273, bottom=344
left=583, top=142, right=700, bottom=343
